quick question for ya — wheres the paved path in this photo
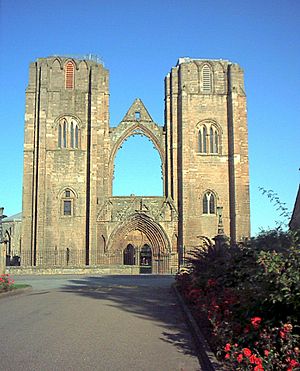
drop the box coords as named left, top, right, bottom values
left=0, top=275, right=201, bottom=370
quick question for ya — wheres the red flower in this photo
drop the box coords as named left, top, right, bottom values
left=289, top=359, right=299, bottom=368
left=283, top=323, right=293, bottom=333
left=254, top=365, right=264, bottom=371
left=225, top=353, right=230, bottom=359
left=237, top=354, right=243, bottom=363
left=264, top=350, right=270, bottom=357
left=279, top=330, right=286, bottom=339
left=249, top=355, right=263, bottom=365
left=251, top=317, right=262, bottom=329
left=224, top=343, right=231, bottom=352
left=243, top=348, right=252, bottom=358
left=255, top=357, right=263, bottom=365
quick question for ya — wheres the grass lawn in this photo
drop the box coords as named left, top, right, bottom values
left=12, top=283, right=31, bottom=289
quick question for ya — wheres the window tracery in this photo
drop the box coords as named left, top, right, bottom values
left=197, top=122, right=220, bottom=154
left=57, top=117, right=80, bottom=149
left=203, top=191, right=216, bottom=214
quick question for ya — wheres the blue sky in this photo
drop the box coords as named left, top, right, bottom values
left=0, top=0, right=299, bottom=235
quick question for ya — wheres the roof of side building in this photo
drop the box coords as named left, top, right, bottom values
left=2, top=212, right=22, bottom=222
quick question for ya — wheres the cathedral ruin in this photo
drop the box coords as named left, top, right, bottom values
left=17, top=56, right=250, bottom=273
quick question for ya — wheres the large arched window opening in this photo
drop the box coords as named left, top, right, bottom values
left=113, top=134, right=163, bottom=196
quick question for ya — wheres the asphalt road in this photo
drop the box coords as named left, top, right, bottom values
left=0, top=275, right=202, bottom=371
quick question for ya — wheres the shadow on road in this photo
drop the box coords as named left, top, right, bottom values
left=60, top=275, right=199, bottom=359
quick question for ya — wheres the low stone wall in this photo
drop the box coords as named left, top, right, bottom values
left=7, top=265, right=141, bottom=275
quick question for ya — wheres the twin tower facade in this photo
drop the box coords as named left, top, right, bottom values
left=21, top=56, right=250, bottom=273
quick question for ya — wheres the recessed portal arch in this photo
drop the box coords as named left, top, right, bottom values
left=107, top=212, right=171, bottom=273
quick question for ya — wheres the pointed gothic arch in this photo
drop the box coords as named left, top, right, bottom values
left=51, top=58, right=63, bottom=70
left=110, top=123, right=165, bottom=164
left=107, top=212, right=170, bottom=256
left=109, top=122, right=165, bottom=196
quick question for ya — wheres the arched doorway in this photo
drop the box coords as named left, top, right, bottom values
left=140, top=244, right=152, bottom=274
left=107, top=212, right=171, bottom=274
left=123, top=244, right=135, bottom=265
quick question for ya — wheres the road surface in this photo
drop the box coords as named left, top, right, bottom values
left=0, top=275, right=202, bottom=370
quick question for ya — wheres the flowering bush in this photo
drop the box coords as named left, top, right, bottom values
left=222, top=319, right=300, bottom=370
left=175, top=229, right=300, bottom=370
left=0, top=274, right=15, bottom=292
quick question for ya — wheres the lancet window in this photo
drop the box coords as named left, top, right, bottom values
left=198, top=122, right=220, bottom=154
left=198, top=125, right=207, bottom=153
left=201, top=64, right=213, bottom=92
left=65, top=61, right=75, bottom=89
left=57, top=117, right=80, bottom=149
left=203, top=191, right=216, bottom=214
left=210, top=126, right=219, bottom=154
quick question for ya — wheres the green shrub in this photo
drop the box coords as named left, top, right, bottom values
left=176, top=228, right=300, bottom=369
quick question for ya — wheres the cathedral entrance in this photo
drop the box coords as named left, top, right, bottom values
left=106, top=212, right=172, bottom=274
left=140, top=244, right=152, bottom=274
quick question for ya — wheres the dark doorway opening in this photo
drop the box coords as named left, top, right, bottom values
left=123, top=244, right=135, bottom=265
left=140, top=244, right=152, bottom=274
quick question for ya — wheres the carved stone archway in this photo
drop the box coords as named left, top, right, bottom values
left=107, top=212, right=171, bottom=273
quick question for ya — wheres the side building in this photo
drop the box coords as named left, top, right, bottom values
left=1, top=211, right=22, bottom=266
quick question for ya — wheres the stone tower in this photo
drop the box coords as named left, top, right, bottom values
left=22, top=56, right=109, bottom=266
left=165, top=58, right=250, bottom=256
left=21, top=56, right=250, bottom=272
